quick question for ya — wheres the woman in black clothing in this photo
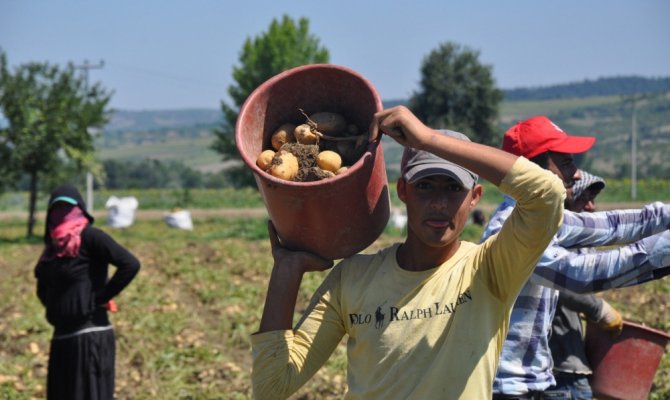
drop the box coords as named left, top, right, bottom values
left=34, top=184, right=140, bottom=400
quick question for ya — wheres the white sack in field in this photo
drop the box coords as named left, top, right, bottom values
left=105, top=196, right=138, bottom=228
left=164, top=209, right=193, bottom=230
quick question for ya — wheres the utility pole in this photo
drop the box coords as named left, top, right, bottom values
left=622, top=93, right=646, bottom=200
left=75, top=59, right=104, bottom=212
left=631, top=97, right=638, bottom=200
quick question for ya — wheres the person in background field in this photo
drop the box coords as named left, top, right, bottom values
left=547, top=170, right=623, bottom=400
left=565, top=170, right=605, bottom=213
left=250, top=105, right=565, bottom=400
left=480, top=116, right=670, bottom=400
left=34, top=184, right=140, bottom=400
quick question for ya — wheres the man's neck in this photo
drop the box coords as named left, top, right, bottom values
left=396, top=239, right=461, bottom=272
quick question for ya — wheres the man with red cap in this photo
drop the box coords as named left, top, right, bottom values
left=501, top=116, right=596, bottom=160
left=481, top=116, right=670, bottom=399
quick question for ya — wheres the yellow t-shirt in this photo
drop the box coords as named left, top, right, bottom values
left=251, top=157, right=565, bottom=399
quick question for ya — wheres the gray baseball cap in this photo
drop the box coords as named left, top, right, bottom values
left=401, top=129, right=478, bottom=188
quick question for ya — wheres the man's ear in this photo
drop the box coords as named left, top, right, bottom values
left=470, top=184, right=483, bottom=208
left=397, top=178, right=407, bottom=204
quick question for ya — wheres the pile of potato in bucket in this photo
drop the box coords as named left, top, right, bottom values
left=256, top=109, right=368, bottom=182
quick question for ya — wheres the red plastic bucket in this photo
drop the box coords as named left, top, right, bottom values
left=235, top=64, right=390, bottom=260
left=585, top=320, right=670, bottom=400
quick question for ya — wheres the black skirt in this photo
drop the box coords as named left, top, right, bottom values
left=47, top=325, right=115, bottom=400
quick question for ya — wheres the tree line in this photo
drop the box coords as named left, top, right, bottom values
left=9, top=159, right=229, bottom=191
left=504, top=76, right=670, bottom=101
left=102, top=159, right=227, bottom=189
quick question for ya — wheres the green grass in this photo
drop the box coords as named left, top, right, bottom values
left=3, top=178, right=669, bottom=215
left=595, top=179, right=670, bottom=203
left=500, top=95, right=624, bottom=120
left=1, top=215, right=669, bottom=399
left=1, top=217, right=327, bottom=399
left=0, top=187, right=265, bottom=213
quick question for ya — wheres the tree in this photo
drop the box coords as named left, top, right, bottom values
left=408, top=42, right=502, bottom=145
left=0, top=51, right=112, bottom=236
left=212, top=15, right=329, bottom=187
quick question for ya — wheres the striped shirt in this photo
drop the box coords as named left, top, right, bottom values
left=481, top=196, right=670, bottom=395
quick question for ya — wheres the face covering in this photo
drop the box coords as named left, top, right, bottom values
left=47, top=205, right=89, bottom=258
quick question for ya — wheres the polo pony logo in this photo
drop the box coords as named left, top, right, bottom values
left=375, top=306, right=385, bottom=329
left=375, top=301, right=388, bottom=329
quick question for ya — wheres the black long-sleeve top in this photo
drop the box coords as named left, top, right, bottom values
left=34, top=225, right=140, bottom=334
left=549, top=290, right=604, bottom=374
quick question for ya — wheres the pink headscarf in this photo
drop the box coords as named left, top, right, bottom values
left=46, top=205, right=89, bottom=259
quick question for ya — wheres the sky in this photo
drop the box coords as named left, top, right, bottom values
left=2, top=1, right=669, bottom=111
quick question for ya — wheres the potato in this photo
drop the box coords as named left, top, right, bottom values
left=268, top=150, right=299, bottom=181
left=256, top=149, right=275, bottom=170
left=271, top=123, right=296, bottom=151
left=295, top=124, right=319, bottom=145
left=336, top=141, right=353, bottom=160
left=337, top=135, right=368, bottom=166
left=317, top=150, right=342, bottom=173
left=335, top=166, right=348, bottom=175
left=309, top=112, right=347, bottom=135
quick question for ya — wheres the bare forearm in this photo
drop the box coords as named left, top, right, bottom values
left=370, top=106, right=517, bottom=186
left=258, top=263, right=304, bottom=332
left=420, top=130, right=517, bottom=186
left=258, top=220, right=335, bottom=333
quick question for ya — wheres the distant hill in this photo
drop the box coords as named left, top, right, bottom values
left=504, top=76, right=670, bottom=101
left=98, top=75, right=670, bottom=179
left=102, top=76, right=668, bottom=132
left=98, top=109, right=223, bottom=172
left=107, top=108, right=221, bottom=132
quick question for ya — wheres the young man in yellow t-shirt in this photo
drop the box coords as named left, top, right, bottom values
left=251, top=106, right=565, bottom=399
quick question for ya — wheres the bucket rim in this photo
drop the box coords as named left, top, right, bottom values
left=234, top=63, right=384, bottom=187
left=621, top=320, right=670, bottom=340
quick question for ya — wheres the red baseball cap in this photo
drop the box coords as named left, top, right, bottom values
left=502, top=116, right=596, bottom=159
